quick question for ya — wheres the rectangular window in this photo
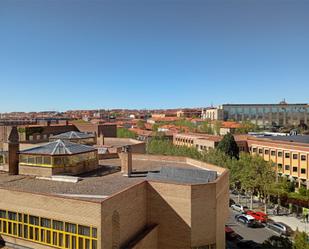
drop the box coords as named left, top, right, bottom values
left=78, top=225, right=90, bottom=236
left=0, top=210, right=6, bottom=218
left=258, top=148, right=263, bottom=154
left=293, top=154, right=298, bottom=160
left=285, top=153, right=290, bottom=158
left=293, top=167, right=298, bottom=172
left=278, top=151, right=283, bottom=157
left=271, top=150, right=276, bottom=156
left=264, top=149, right=269, bottom=155
left=29, top=215, right=39, bottom=225
left=285, top=165, right=290, bottom=170
left=301, top=168, right=306, bottom=174
left=41, top=218, right=51, bottom=228
left=301, top=155, right=307, bottom=161
left=253, top=148, right=257, bottom=153
left=65, top=223, right=77, bottom=233
left=43, top=156, right=51, bottom=165
left=277, top=163, right=283, bottom=169
left=53, top=220, right=64, bottom=231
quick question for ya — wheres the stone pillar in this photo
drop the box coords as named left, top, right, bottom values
left=119, top=145, right=132, bottom=177
left=8, top=126, right=19, bottom=175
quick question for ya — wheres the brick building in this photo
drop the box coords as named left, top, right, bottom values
left=0, top=129, right=229, bottom=249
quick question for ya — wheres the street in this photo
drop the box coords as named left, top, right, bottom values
left=227, top=209, right=277, bottom=243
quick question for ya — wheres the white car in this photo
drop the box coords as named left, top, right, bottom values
left=235, top=214, right=256, bottom=227
left=231, top=204, right=248, bottom=213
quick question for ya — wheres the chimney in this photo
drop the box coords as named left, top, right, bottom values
left=98, top=133, right=104, bottom=146
left=8, top=126, right=19, bottom=175
left=119, top=145, right=132, bottom=177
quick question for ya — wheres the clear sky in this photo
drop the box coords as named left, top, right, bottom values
left=0, top=0, right=308, bottom=112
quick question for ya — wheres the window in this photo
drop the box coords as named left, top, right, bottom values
left=278, top=151, right=283, bottom=157
left=264, top=149, right=269, bottom=155
left=285, top=153, right=290, bottom=158
left=293, top=167, right=298, bottom=172
left=301, top=168, right=306, bottom=174
left=293, top=154, right=298, bottom=160
left=0, top=209, right=97, bottom=249
left=252, top=148, right=257, bottom=153
left=277, top=163, right=283, bottom=170
left=271, top=150, right=276, bottom=156
left=258, top=149, right=263, bottom=154
left=285, top=165, right=290, bottom=170
left=301, top=155, right=307, bottom=161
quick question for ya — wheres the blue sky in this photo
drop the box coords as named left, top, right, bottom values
left=0, top=0, right=308, bottom=112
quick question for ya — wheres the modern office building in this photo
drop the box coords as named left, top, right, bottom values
left=0, top=128, right=229, bottom=249
left=202, top=102, right=309, bottom=128
left=247, top=135, right=309, bottom=188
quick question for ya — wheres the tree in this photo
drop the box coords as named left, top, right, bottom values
left=217, top=133, right=239, bottom=159
left=293, top=230, right=309, bottom=249
left=235, top=120, right=259, bottom=134
left=262, top=235, right=292, bottom=249
left=198, top=121, right=213, bottom=134
left=213, top=121, right=222, bottom=135
left=117, top=128, right=137, bottom=138
left=136, top=120, right=146, bottom=129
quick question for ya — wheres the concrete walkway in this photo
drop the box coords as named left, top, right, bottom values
left=269, top=214, right=309, bottom=233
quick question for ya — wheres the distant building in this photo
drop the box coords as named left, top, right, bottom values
left=203, top=102, right=309, bottom=128
left=173, top=133, right=248, bottom=153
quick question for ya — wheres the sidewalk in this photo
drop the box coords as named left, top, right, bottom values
left=269, top=214, right=309, bottom=233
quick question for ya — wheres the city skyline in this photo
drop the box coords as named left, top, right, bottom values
left=1, top=0, right=309, bottom=112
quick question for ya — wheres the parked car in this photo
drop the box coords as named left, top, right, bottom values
left=225, top=225, right=243, bottom=241
left=246, top=210, right=268, bottom=223
left=231, top=203, right=248, bottom=213
left=235, top=214, right=256, bottom=227
left=237, top=240, right=263, bottom=249
left=266, top=221, right=293, bottom=236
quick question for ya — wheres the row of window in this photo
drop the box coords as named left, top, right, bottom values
left=19, top=152, right=97, bottom=168
left=277, top=164, right=306, bottom=174
left=174, top=137, right=194, bottom=144
left=251, top=148, right=307, bottom=161
left=0, top=209, right=97, bottom=249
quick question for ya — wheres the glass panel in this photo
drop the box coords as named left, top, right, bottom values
left=53, top=220, right=64, bottom=231
left=78, top=225, right=90, bottom=236
left=65, top=223, right=77, bottom=233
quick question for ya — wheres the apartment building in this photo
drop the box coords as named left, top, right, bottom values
left=173, top=133, right=248, bottom=153
left=0, top=128, right=229, bottom=249
left=247, top=135, right=309, bottom=188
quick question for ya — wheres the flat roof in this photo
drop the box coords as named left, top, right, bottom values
left=0, top=158, right=205, bottom=202
left=259, top=135, right=309, bottom=144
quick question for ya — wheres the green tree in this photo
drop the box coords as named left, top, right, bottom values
left=293, top=230, right=309, bottom=249
left=137, top=120, right=146, bottom=129
left=235, top=120, right=259, bottom=134
left=213, top=121, right=222, bottom=135
left=217, top=133, right=239, bottom=159
left=262, top=235, right=292, bottom=249
left=117, top=128, right=137, bottom=138
left=198, top=121, right=214, bottom=134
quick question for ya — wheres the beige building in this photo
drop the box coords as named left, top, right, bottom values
left=201, top=108, right=224, bottom=121
left=173, top=133, right=248, bottom=153
left=247, top=135, right=309, bottom=188
left=0, top=129, right=229, bottom=249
